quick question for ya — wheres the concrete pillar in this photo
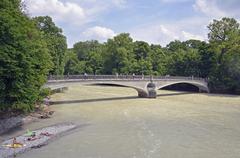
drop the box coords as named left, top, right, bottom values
left=147, top=88, right=157, bottom=98
left=138, top=91, right=148, bottom=98
left=146, top=82, right=157, bottom=98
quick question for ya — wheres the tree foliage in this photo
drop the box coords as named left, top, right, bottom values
left=208, top=18, right=240, bottom=93
left=33, top=16, right=67, bottom=75
left=0, top=0, right=52, bottom=112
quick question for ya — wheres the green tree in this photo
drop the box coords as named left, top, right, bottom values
left=64, top=49, right=82, bottom=75
left=132, top=41, right=153, bottom=75
left=103, top=33, right=135, bottom=74
left=166, top=40, right=187, bottom=52
left=71, top=40, right=104, bottom=74
left=150, top=44, right=167, bottom=75
left=208, top=17, right=240, bottom=94
left=33, top=16, right=67, bottom=75
left=208, top=17, right=239, bottom=65
left=0, top=0, right=52, bottom=112
left=167, top=49, right=201, bottom=76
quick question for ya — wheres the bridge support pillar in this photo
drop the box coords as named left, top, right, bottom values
left=147, top=89, right=157, bottom=98
left=147, top=82, right=157, bottom=98
left=137, top=82, right=157, bottom=98
left=138, top=91, right=148, bottom=98
left=138, top=90, right=156, bottom=98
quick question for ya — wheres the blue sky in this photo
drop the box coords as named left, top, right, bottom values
left=24, top=0, right=240, bottom=47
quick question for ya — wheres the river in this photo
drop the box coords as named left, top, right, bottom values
left=2, top=84, right=240, bottom=158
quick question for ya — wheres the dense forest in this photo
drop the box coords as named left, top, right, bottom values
left=0, top=0, right=240, bottom=113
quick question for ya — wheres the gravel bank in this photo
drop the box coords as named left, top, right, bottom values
left=0, top=123, right=77, bottom=158
left=0, top=116, right=37, bottom=135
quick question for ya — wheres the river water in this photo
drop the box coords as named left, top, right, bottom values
left=2, top=84, right=240, bottom=158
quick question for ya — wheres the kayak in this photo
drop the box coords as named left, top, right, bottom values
left=2, top=143, right=26, bottom=148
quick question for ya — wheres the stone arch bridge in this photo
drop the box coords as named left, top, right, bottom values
left=46, top=75, right=209, bottom=98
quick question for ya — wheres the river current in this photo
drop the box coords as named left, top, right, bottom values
left=2, top=84, right=240, bottom=158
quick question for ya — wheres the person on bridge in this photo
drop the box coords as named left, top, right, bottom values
left=84, top=73, right=88, bottom=79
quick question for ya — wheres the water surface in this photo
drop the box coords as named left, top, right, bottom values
left=3, top=84, right=240, bottom=158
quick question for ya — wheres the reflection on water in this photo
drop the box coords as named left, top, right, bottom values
left=2, top=84, right=240, bottom=158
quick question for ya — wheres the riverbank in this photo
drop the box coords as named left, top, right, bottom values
left=0, top=104, right=55, bottom=136
left=0, top=115, right=37, bottom=136
left=0, top=123, right=77, bottom=158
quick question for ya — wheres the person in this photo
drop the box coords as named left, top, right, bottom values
left=84, top=72, right=88, bottom=79
left=12, top=137, right=23, bottom=146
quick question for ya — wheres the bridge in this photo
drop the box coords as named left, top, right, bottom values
left=46, top=75, right=209, bottom=98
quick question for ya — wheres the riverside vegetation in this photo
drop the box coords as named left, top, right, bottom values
left=0, top=0, right=240, bottom=113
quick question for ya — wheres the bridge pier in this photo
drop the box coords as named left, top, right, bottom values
left=137, top=82, right=157, bottom=98
left=137, top=90, right=157, bottom=98
left=147, top=82, right=157, bottom=98
left=138, top=91, right=148, bottom=98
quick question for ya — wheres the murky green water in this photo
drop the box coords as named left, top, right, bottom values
left=2, top=84, right=240, bottom=158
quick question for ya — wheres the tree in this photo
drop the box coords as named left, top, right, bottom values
left=208, top=17, right=239, bottom=65
left=71, top=40, right=104, bottom=74
left=33, top=16, right=67, bottom=75
left=208, top=17, right=240, bottom=94
left=150, top=44, right=167, bottom=75
left=166, top=40, right=187, bottom=52
left=166, top=49, right=201, bottom=76
left=64, top=49, right=82, bottom=75
left=132, top=41, right=153, bottom=75
left=0, top=0, right=52, bottom=112
left=103, top=33, right=135, bottom=74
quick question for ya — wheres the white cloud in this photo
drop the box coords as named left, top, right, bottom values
left=131, top=25, right=179, bottom=46
left=25, top=0, right=127, bottom=26
left=193, top=0, right=227, bottom=18
left=131, top=17, right=207, bottom=46
left=159, top=25, right=180, bottom=40
left=83, top=26, right=116, bottom=42
left=181, top=31, right=204, bottom=41
left=26, top=0, right=88, bottom=25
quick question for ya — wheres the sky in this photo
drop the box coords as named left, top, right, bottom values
left=24, top=0, right=240, bottom=47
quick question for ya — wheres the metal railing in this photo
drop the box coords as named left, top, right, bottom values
left=48, top=75, right=207, bottom=82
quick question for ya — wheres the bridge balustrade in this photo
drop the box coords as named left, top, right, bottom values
left=48, top=75, right=207, bottom=82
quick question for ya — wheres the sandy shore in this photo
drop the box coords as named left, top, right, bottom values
left=0, top=123, right=77, bottom=158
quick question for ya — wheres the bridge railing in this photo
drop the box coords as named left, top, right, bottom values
left=48, top=75, right=207, bottom=82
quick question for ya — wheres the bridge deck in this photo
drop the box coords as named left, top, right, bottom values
left=48, top=75, right=207, bottom=82
left=46, top=75, right=209, bottom=97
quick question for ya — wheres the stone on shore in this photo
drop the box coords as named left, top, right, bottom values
left=0, top=123, right=77, bottom=158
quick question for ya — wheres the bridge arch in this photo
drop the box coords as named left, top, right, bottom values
left=157, top=81, right=209, bottom=93
left=91, top=83, right=149, bottom=98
